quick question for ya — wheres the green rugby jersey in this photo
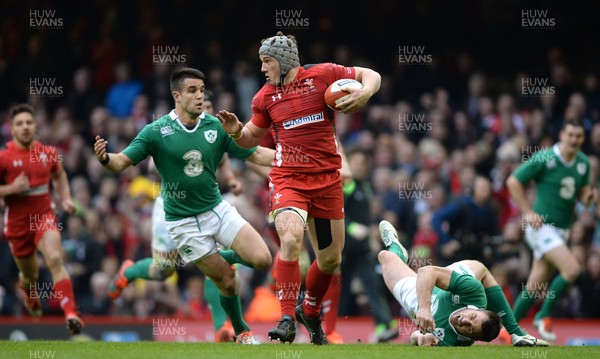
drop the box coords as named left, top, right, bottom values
left=424, top=268, right=487, bottom=346
left=123, top=110, right=257, bottom=220
left=513, top=144, right=590, bottom=229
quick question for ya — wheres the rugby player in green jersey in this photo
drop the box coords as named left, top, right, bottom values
left=378, top=220, right=548, bottom=347
left=508, top=118, right=596, bottom=342
left=94, top=67, right=275, bottom=344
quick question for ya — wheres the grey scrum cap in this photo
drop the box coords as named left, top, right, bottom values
left=259, top=32, right=300, bottom=77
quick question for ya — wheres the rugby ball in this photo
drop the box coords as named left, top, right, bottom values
left=324, top=79, right=364, bottom=110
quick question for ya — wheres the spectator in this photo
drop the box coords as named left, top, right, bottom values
left=65, top=67, right=103, bottom=131
left=105, top=62, right=142, bottom=117
left=432, top=176, right=500, bottom=267
left=577, top=251, right=600, bottom=318
left=84, top=272, right=113, bottom=315
left=339, top=149, right=397, bottom=342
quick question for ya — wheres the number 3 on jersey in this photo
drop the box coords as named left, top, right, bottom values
left=559, top=176, right=575, bottom=199
left=183, top=150, right=204, bottom=177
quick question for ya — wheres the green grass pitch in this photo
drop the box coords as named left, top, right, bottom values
left=1, top=342, right=599, bottom=359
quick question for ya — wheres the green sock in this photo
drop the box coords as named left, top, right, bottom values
left=124, top=258, right=154, bottom=281
left=388, top=243, right=407, bottom=263
left=220, top=295, right=250, bottom=335
left=512, top=286, right=537, bottom=322
left=534, top=274, right=571, bottom=321
left=205, top=278, right=228, bottom=331
left=485, top=285, right=526, bottom=336
left=219, top=249, right=253, bottom=268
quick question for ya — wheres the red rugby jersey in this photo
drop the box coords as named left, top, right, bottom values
left=0, top=141, right=60, bottom=237
left=251, top=63, right=355, bottom=174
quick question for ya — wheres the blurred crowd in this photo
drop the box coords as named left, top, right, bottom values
left=1, top=1, right=600, bottom=321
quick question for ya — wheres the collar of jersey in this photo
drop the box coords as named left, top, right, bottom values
left=553, top=143, right=576, bottom=167
left=169, top=109, right=205, bottom=133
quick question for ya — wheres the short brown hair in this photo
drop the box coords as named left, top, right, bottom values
left=170, top=67, right=206, bottom=93
left=478, top=310, right=501, bottom=342
left=561, top=118, right=584, bottom=131
left=9, top=103, right=35, bottom=122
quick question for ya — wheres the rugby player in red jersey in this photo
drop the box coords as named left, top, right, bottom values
left=217, top=32, right=380, bottom=345
left=0, top=104, right=83, bottom=335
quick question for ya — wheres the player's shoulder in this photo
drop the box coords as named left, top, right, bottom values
left=202, top=113, right=221, bottom=127
left=576, top=150, right=591, bottom=164
left=32, top=140, right=55, bottom=150
left=525, top=147, right=555, bottom=165
left=302, top=63, right=336, bottom=77
left=534, top=147, right=555, bottom=158
left=141, top=114, right=173, bottom=134
left=303, top=62, right=339, bottom=72
left=252, top=84, right=273, bottom=108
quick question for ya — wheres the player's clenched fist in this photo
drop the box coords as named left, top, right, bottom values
left=12, top=172, right=30, bottom=193
left=416, top=308, right=435, bottom=334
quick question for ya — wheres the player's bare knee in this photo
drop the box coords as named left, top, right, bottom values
left=153, top=266, right=175, bottom=280
left=318, top=254, right=341, bottom=273
left=45, top=253, right=64, bottom=271
left=562, top=263, right=581, bottom=282
left=252, top=251, right=272, bottom=271
left=280, top=235, right=302, bottom=257
left=20, top=271, right=38, bottom=284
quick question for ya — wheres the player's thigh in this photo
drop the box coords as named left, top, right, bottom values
left=194, top=252, right=237, bottom=293
left=7, top=233, right=38, bottom=276
left=525, top=224, right=569, bottom=260
left=307, top=171, right=344, bottom=218
left=542, top=244, right=580, bottom=280
left=306, top=217, right=344, bottom=268
left=273, top=208, right=307, bottom=262
left=37, top=230, right=64, bottom=267
left=526, top=257, right=555, bottom=291
left=274, top=209, right=307, bottom=242
left=13, top=253, right=39, bottom=278
left=228, top=223, right=271, bottom=269
left=268, top=174, right=310, bottom=230
left=381, top=252, right=418, bottom=317
left=378, top=250, right=417, bottom=284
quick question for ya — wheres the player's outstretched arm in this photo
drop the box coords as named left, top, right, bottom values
left=216, top=111, right=270, bottom=149
left=246, top=146, right=275, bottom=167
left=415, top=266, right=453, bottom=333
left=94, top=135, right=134, bottom=173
